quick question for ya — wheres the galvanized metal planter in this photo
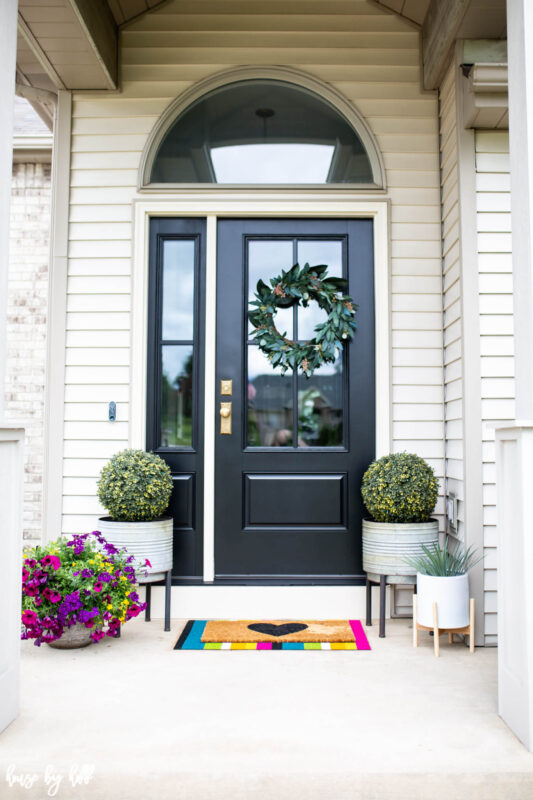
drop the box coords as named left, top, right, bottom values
left=48, top=623, right=92, bottom=649
left=97, top=516, right=173, bottom=583
left=362, top=519, right=439, bottom=582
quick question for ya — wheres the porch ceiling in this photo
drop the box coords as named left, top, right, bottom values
left=15, top=0, right=168, bottom=97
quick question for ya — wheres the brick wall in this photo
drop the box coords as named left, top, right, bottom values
left=5, top=162, right=51, bottom=544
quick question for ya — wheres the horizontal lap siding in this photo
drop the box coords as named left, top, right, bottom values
left=476, top=130, right=514, bottom=646
left=439, top=63, right=463, bottom=541
left=63, top=0, right=443, bottom=533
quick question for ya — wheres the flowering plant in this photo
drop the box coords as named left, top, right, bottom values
left=21, top=531, right=147, bottom=646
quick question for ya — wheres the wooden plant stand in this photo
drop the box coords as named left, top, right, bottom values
left=413, top=596, right=475, bottom=657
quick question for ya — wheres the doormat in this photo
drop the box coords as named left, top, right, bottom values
left=174, top=620, right=371, bottom=650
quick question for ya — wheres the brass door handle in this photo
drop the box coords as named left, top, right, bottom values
left=220, top=401, right=232, bottom=434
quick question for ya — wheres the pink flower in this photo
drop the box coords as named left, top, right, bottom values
left=94, top=581, right=103, bottom=593
left=22, top=568, right=29, bottom=583
left=43, top=587, right=62, bottom=603
left=40, top=554, right=61, bottom=570
left=90, top=630, right=105, bottom=643
left=144, top=559, right=152, bottom=568
left=22, top=610, right=38, bottom=626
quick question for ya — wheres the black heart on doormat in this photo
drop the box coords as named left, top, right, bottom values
left=247, top=623, right=308, bottom=637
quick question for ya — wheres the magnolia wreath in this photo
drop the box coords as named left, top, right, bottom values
left=248, top=262, right=357, bottom=377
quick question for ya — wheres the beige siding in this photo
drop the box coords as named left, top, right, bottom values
left=476, top=130, right=514, bottom=647
left=63, top=0, right=444, bottom=532
left=439, top=63, right=464, bottom=540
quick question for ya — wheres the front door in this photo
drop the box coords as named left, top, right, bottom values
left=215, top=219, right=375, bottom=583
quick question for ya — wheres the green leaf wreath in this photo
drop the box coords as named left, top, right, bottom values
left=248, top=262, right=358, bottom=377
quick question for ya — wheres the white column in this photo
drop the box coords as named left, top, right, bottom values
left=497, top=0, right=533, bottom=751
left=0, top=426, right=24, bottom=733
left=507, top=0, right=533, bottom=420
left=0, top=0, right=22, bottom=735
left=0, top=0, right=18, bottom=418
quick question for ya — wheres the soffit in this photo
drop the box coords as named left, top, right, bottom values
left=17, top=0, right=116, bottom=91
left=374, top=0, right=506, bottom=36
left=15, top=0, right=168, bottom=95
left=372, top=0, right=431, bottom=27
left=107, top=0, right=169, bottom=26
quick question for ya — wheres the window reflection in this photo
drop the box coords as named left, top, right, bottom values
left=247, top=347, right=293, bottom=447
left=296, top=240, right=343, bottom=340
left=248, top=240, right=293, bottom=338
left=162, top=240, right=195, bottom=340
left=298, top=357, right=343, bottom=447
left=161, top=346, right=193, bottom=447
left=212, top=143, right=334, bottom=184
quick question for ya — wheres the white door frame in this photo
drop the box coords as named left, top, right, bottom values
left=131, top=192, right=391, bottom=584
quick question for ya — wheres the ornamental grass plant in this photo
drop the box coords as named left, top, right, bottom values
left=406, top=536, right=482, bottom=577
left=361, top=452, right=438, bottom=523
left=97, top=449, right=173, bottom=522
left=21, top=532, right=147, bottom=646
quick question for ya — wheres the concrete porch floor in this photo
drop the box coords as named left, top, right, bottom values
left=2, top=617, right=533, bottom=800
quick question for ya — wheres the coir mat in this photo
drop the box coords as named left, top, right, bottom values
left=174, top=620, right=371, bottom=650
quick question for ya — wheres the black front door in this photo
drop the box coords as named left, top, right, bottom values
left=215, top=219, right=375, bottom=583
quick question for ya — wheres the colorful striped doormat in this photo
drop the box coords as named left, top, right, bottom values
left=174, top=620, right=371, bottom=650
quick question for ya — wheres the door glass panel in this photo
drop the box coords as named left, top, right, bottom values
left=298, top=356, right=343, bottom=446
left=296, top=240, right=343, bottom=341
left=161, top=345, right=193, bottom=447
left=162, top=240, right=195, bottom=341
left=247, top=346, right=293, bottom=447
left=248, top=240, right=293, bottom=338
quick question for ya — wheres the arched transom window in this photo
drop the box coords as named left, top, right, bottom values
left=146, top=78, right=381, bottom=186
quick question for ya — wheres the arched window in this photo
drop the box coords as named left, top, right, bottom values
left=144, top=76, right=383, bottom=186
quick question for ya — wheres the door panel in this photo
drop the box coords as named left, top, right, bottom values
left=147, top=218, right=205, bottom=580
left=215, top=219, right=375, bottom=582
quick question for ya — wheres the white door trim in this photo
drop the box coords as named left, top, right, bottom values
left=131, top=192, right=391, bottom=583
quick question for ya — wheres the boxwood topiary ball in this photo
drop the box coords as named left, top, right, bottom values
left=97, top=449, right=173, bottom=522
left=361, top=452, right=438, bottom=524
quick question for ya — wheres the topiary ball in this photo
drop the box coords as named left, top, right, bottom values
left=361, top=452, right=438, bottom=524
left=97, top=449, right=173, bottom=522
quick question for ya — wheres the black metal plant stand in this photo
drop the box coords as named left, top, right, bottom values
left=116, top=570, right=172, bottom=637
left=142, top=569, right=172, bottom=632
left=365, top=575, right=417, bottom=638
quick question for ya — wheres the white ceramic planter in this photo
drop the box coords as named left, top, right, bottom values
left=362, top=519, right=439, bottom=582
left=97, top=516, right=173, bottom=583
left=416, top=572, right=470, bottom=629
